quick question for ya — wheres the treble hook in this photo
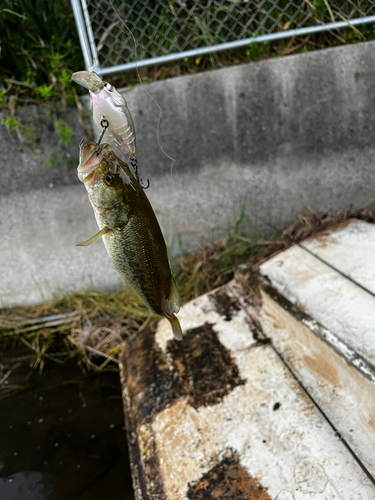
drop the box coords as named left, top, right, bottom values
left=130, top=156, right=150, bottom=190
left=96, top=117, right=109, bottom=146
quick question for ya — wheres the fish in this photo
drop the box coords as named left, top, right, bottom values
left=77, top=141, right=182, bottom=340
left=72, top=71, right=136, bottom=159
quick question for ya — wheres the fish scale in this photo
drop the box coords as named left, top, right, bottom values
left=102, top=206, right=171, bottom=316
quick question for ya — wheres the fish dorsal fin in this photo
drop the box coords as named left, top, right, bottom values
left=168, top=314, right=182, bottom=341
left=76, top=227, right=111, bottom=247
left=166, top=277, right=180, bottom=315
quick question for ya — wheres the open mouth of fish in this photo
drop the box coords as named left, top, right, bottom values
left=78, top=142, right=109, bottom=186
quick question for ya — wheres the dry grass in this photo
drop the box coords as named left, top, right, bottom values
left=0, top=289, right=153, bottom=378
left=282, top=203, right=375, bottom=241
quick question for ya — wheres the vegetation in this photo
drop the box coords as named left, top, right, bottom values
left=0, top=1, right=84, bottom=152
left=0, top=1, right=83, bottom=106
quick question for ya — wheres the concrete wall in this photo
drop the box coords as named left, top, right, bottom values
left=2, top=41, right=375, bottom=307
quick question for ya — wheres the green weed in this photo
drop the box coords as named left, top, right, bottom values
left=34, top=84, right=54, bottom=102
left=23, top=126, right=40, bottom=145
left=246, top=40, right=269, bottom=61
left=45, top=152, right=76, bottom=169
left=45, top=153, right=64, bottom=168
left=1, top=116, right=20, bottom=130
left=54, top=120, right=72, bottom=146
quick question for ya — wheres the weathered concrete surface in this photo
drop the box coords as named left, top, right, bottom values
left=3, top=41, right=375, bottom=306
left=260, top=289, right=375, bottom=480
left=259, top=219, right=375, bottom=475
left=119, top=274, right=375, bottom=499
left=260, top=219, right=375, bottom=366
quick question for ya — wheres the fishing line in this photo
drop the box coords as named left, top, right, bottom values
left=107, top=0, right=200, bottom=242
left=108, top=0, right=176, bottom=178
left=255, top=213, right=375, bottom=300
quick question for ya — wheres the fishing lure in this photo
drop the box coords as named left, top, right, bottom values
left=72, top=71, right=136, bottom=158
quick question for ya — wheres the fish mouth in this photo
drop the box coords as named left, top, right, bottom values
left=71, top=71, right=105, bottom=94
left=77, top=142, right=111, bottom=185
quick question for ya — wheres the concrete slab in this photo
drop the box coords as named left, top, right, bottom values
left=259, top=289, right=375, bottom=477
left=0, top=185, right=122, bottom=307
left=120, top=277, right=374, bottom=499
left=301, top=219, right=375, bottom=293
left=258, top=219, right=375, bottom=475
left=259, top=220, right=375, bottom=366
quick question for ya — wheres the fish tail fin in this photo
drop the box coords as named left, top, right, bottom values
left=166, top=277, right=180, bottom=315
left=167, top=314, right=183, bottom=341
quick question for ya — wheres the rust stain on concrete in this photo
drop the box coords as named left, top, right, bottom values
left=368, top=415, right=375, bottom=432
left=187, top=452, right=271, bottom=500
left=302, top=354, right=339, bottom=386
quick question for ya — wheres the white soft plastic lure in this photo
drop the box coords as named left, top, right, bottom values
left=72, top=71, right=136, bottom=159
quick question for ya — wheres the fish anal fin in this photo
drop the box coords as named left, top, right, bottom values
left=166, top=277, right=180, bottom=315
left=76, top=226, right=111, bottom=247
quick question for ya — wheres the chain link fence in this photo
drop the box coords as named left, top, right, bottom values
left=71, top=0, right=375, bottom=76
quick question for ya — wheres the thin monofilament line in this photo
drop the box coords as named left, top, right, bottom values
left=255, top=213, right=375, bottom=300
left=108, top=0, right=176, bottom=178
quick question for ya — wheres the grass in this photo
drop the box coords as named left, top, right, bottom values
left=0, top=1, right=83, bottom=106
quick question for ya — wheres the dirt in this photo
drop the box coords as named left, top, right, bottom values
left=168, top=323, right=245, bottom=409
left=303, top=354, right=340, bottom=386
left=210, top=289, right=241, bottom=321
left=187, top=451, right=270, bottom=500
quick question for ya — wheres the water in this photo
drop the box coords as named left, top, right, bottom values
left=0, top=361, right=134, bottom=500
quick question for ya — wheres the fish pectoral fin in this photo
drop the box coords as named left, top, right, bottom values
left=167, top=314, right=183, bottom=341
left=76, top=227, right=111, bottom=247
left=166, top=277, right=180, bottom=314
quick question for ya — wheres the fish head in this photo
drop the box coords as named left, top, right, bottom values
left=77, top=141, right=130, bottom=209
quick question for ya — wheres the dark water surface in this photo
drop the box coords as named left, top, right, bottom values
left=0, top=362, right=134, bottom=500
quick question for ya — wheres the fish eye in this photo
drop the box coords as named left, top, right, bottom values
left=104, top=173, right=114, bottom=185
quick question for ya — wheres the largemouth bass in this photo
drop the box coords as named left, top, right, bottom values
left=77, top=141, right=182, bottom=340
left=72, top=71, right=136, bottom=158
